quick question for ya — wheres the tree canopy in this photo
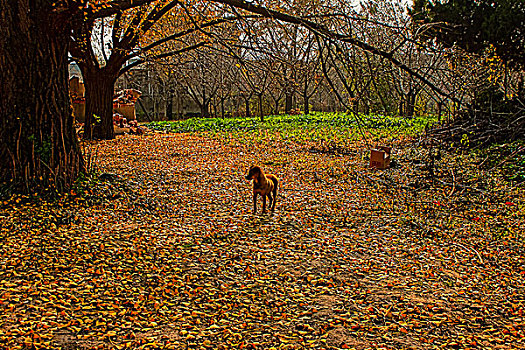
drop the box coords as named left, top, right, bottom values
left=410, top=0, right=525, bottom=67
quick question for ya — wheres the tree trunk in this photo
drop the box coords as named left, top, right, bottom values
left=303, top=80, right=310, bottom=115
left=82, top=67, right=117, bottom=139
left=274, top=99, right=280, bottom=115
left=200, top=102, right=210, bottom=118
left=258, top=94, right=264, bottom=122
left=212, top=99, right=218, bottom=118
left=404, top=89, right=416, bottom=117
left=0, top=0, right=83, bottom=192
left=245, top=98, right=251, bottom=118
left=285, top=93, right=293, bottom=114
left=303, top=93, right=310, bottom=115
left=166, top=90, right=174, bottom=120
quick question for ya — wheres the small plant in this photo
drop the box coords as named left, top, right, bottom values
left=28, top=134, right=52, bottom=164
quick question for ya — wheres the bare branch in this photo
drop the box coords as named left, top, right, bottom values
left=211, top=0, right=459, bottom=102
left=126, top=16, right=258, bottom=61
left=118, top=42, right=207, bottom=76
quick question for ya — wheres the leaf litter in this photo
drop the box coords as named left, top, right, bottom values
left=0, top=129, right=524, bottom=349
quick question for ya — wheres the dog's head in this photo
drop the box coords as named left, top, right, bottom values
left=246, top=165, right=262, bottom=181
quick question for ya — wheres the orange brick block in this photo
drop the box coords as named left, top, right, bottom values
left=369, top=146, right=391, bottom=169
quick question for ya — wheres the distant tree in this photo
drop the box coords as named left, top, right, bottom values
left=410, top=0, right=525, bottom=68
left=316, top=0, right=448, bottom=117
left=411, top=0, right=525, bottom=146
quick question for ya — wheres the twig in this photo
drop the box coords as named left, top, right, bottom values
left=452, top=243, right=483, bottom=264
left=448, top=168, right=456, bottom=197
left=488, top=146, right=525, bottom=172
left=436, top=179, right=487, bottom=195
left=477, top=155, right=490, bottom=169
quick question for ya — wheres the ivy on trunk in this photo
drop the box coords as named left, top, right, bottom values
left=0, top=0, right=84, bottom=193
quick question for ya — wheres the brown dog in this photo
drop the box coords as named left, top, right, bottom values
left=245, top=165, right=279, bottom=213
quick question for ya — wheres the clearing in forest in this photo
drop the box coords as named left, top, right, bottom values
left=1, top=114, right=524, bottom=349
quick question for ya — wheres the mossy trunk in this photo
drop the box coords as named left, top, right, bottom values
left=0, top=0, right=84, bottom=193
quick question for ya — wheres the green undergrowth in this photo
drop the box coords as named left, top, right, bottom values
left=476, top=141, right=525, bottom=182
left=145, top=113, right=438, bottom=143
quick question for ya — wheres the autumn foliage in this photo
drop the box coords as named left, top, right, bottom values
left=1, top=117, right=523, bottom=349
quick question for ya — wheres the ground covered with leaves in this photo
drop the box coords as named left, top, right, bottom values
left=1, top=117, right=524, bottom=349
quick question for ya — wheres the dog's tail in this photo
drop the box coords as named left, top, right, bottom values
left=269, top=175, right=278, bottom=197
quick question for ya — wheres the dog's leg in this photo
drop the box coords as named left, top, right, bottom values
left=267, top=192, right=273, bottom=210
left=271, top=184, right=277, bottom=211
left=253, top=193, right=258, bottom=213
left=262, top=195, right=267, bottom=213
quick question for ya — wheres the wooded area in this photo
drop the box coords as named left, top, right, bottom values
left=0, top=0, right=524, bottom=349
left=1, top=0, right=523, bottom=191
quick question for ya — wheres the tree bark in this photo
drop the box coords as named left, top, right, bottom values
left=82, top=67, right=117, bottom=139
left=245, top=97, right=251, bottom=118
left=285, top=93, right=293, bottom=114
left=273, top=97, right=281, bottom=115
left=166, top=90, right=174, bottom=120
left=0, top=0, right=83, bottom=192
left=200, top=103, right=210, bottom=118
left=258, top=94, right=265, bottom=122
left=303, top=91, right=310, bottom=115
left=405, top=89, right=416, bottom=117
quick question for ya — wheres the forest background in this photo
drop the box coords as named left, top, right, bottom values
left=0, top=0, right=524, bottom=348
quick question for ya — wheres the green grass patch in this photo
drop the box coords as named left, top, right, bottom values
left=146, top=112, right=438, bottom=143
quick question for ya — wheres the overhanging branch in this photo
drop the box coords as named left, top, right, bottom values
left=118, top=42, right=207, bottom=76
left=211, top=0, right=458, bottom=103
left=125, top=16, right=256, bottom=61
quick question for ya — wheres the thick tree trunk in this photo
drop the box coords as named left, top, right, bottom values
left=0, top=0, right=83, bottom=192
left=82, top=67, right=117, bottom=139
left=200, top=102, right=210, bottom=118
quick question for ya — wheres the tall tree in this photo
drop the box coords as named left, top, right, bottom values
left=410, top=0, right=525, bottom=68
left=71, top=2, right=241, bottom=139
left=0, top=0, right=83, bottom=192
left=0, top=0, right=157, bottom=192
left=71, top=1, right=180, bottom=139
